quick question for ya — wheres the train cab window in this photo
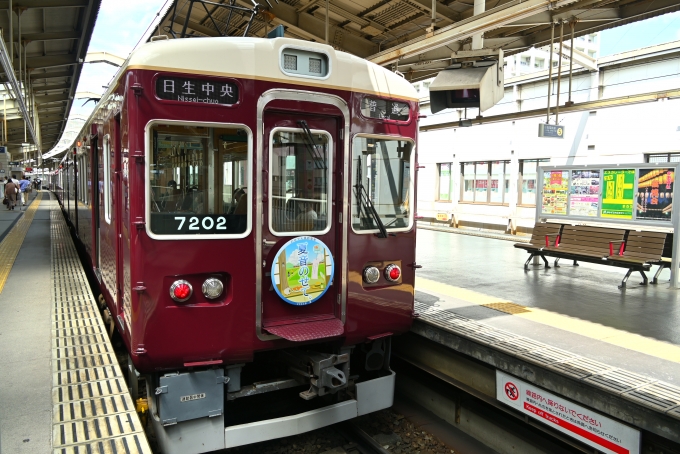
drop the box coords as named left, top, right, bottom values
left=269, top=129, right=331, bottom=234
left=351, top=136, right=414, bottom=233
left=147, top=122, right=251, bottom=238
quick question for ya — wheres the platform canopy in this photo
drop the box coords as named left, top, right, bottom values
left=0, top=0, right=102, bottom=158
left=151, top=0, right=680, bottom=82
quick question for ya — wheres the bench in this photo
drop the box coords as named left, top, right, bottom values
left=517, top=223, right=670, bottom=288
left=513, top=222, right=562, bottom=270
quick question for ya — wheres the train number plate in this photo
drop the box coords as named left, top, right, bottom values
left=180, top=393, right=206, bottom=402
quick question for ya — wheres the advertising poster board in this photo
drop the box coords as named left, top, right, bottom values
left=542, top=170, right=568, bottom=215
left=636, top=168, right=673, bottom=222
left=570, top=170, right=600, bottom=217
left=601, top=169, right=635, bottom=219
left=497, top=371, right=640, bottom=454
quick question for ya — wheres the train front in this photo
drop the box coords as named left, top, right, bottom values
left=121, top=37, right=419, bottom=453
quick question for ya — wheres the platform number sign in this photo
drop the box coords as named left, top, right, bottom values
left=156, top=77, right=239, bottom=105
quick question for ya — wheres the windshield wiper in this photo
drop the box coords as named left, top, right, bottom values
left=354, top=183, right=387, bottom=238
left=297, top=120, right=326, bottom=169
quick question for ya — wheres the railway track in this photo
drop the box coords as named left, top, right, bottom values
left=333, top=422, right=391, bottom=454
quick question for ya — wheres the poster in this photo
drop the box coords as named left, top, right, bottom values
left=542, top=170, right=568, bottom=215
left=497, top=371, right=640, bottom=454
left=570, top=170, right=600, bottom=217
left=601, top=169, right=635, bottom=219
left=636, top=168, right=673, bottom=222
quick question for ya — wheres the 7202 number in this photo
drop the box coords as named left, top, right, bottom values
left=175, top=216, right=227, bottom=231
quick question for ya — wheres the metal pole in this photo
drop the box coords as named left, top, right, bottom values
left=8, top=0, right=12, bottom=68
left=567, top=21, right=575, bottom=106
left=546, top=22, right=555, bottom=124
left=430, top=0, right=436, bottom=36
left=325, top=0, right=329, bottom=44
left=3, top=96, right=6, bottom=144
left=555, top=21, right=564, bottom=125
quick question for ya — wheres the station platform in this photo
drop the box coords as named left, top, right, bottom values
left=0, top=192, right=150, bottom=454
left=406, top=228, right=680, bottom=447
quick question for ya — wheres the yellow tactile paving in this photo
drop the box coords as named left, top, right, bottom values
left=0, top=192, right=43, bottom=294
left=416, top=276, right=680, bottom=363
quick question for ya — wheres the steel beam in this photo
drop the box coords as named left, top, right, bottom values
left=30, top=69, right=73, bottom=80
left=368, top=0, right=578, bottom=66
left=18, top=30, right=81, bottom=42
left=421, top=88, right=680, bottom=131
left=0, top=0, right=88, bottom=6
left=26, top=54, right=77, bottom=70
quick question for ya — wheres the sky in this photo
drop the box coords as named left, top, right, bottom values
left=54, top=2, right=680, bottom=152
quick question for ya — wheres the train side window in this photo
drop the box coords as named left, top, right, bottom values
left=147, top=122, right=252, bottom=239
left=103, top=135, right=112, bottom=224
left=269, top=128, right=331, bottom=235
left=351, top=136, right=414, bottom=233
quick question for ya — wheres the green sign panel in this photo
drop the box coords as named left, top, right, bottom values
left=601, top=169, right=635, bottom=219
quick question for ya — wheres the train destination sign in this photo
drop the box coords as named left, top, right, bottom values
left=497, top=371, right=640, bottom=454
left=361, top=97, right=409, bottom=121
left=156, top=76, right=239, bottom=105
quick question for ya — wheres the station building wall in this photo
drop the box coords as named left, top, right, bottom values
left=416, top=98, right=680, bottom=233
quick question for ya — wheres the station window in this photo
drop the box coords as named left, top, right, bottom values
left=437, top=163, right=452, bottom=201
left=147, top=122, right=251, bottom=238
left=351, top=136, right=414, bottom=233
left=646, top=153, right=680, bottom=163
left=518, top=158, right=550, bottom=205
left=460, top=161, right=510, bottom=204
left=269, top=129, right=331, bottom=235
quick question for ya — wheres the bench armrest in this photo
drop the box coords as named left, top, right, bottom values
left=609, top=240, right=625, bottom=256
left=545, top=233, right=560, bottom=248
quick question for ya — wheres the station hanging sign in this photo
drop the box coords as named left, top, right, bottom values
left=636, top=168, right=673, bottom=222
left=8, top=161, right=20, bottom=166
left=156, top=76, right=239, bottom=106
left=496, top=371, right=640, bottom=454
left=602, top=169, right=635, bottom=219
left=271, top=236, right=334, bottom=306
left=538, top=123, right=565, bottom=138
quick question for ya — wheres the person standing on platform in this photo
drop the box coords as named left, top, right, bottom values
left=19, top=175, right=30, bottom=208
left=5, top=178, right=18, bottom=210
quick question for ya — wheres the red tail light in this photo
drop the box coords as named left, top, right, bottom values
left=170, top=280, right=192, bottom=302
left=384, top=264, right=401, bottom=282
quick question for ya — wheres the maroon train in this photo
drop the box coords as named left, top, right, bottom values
left=53, top=36, right=418, bottom=453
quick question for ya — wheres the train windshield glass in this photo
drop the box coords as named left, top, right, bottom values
left=270, top=129, right=331, bottom=234
left=148, top=123, right=250, bottom=237
left=351, top=136, right=413, bottom=232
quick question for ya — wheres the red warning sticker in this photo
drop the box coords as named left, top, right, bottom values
left=496, top=371, right=640, bottom=454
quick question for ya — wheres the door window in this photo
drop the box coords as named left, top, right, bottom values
left=147, top=122, right=251, bottom=238
left=269, top=129, right=331, bottom=235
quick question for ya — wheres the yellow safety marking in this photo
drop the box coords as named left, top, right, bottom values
left=482, top=302, right=532, bottom=315
left=416, top=276, right=680, bottom=363
left=0, top=192, right=43, bottom=294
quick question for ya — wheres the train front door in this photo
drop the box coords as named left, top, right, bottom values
left=259, top=109, right=343, bottom=341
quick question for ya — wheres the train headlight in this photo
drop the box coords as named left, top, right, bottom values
left=363, top=266, right=380, bottom=284
left=170, top=280, right=193, bottom=302
left=384, top=264, right=401, bottom=283
left=202, top=278, right=224, bottom=300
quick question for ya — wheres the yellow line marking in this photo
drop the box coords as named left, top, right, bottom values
left=0, top=193, right=43, bottom=294
left=416, top=276, right=680, bottom=363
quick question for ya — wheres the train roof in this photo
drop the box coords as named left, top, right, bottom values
left=125, top=37, right=418, bottom=102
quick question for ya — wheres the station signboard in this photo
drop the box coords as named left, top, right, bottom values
left=497, top=371, right=640, bottom=454
left=538, top=123, right=565, bottom=138
left=435, top=213, right=449, bottom=221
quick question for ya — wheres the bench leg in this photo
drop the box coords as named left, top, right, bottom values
left=652, top=264, right=668, bottom=285
left=540, top=254, right=551, bottom=269
left=639, top=270, right=648, bottom=286
left=524, top=254, right=534, bottom=270
left=618, top=269, right=633, bottom=289
left=525, top=253, right=551, bottom=270
left=573, top=260, right=579, bottom=266
left=554, top=258, right=560, bottom=268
